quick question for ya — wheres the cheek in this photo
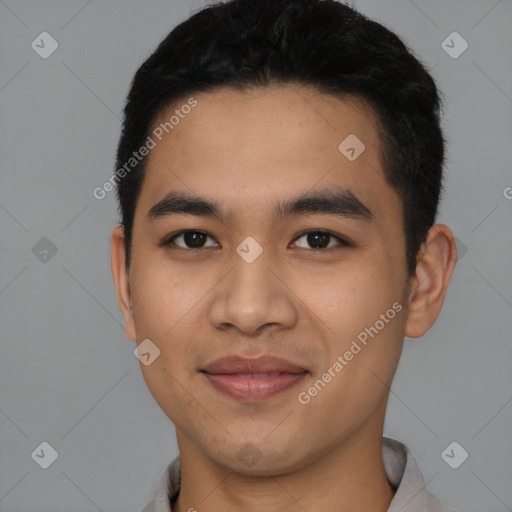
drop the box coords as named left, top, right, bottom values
left=139, top=358, right=191, bottom=427
left=299, top=263, right=406, bottom=397
left=301, top=269, right=390, bottom=341
left=130, top=262, right=188, bottom=335
left=130, top=262, right=209, bottom=369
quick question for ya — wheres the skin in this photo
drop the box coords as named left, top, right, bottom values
left=111, top=84, right=457, bottom=512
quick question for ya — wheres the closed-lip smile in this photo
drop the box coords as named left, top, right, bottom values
left=200, top=355, right=308, bottom=401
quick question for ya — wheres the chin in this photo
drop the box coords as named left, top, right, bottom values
left=208, top=440, right=309, bottom=477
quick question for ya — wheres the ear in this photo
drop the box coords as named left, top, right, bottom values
left=405, top=224, right=457, bottom=338
left=110, top=224, right=137, bottom=342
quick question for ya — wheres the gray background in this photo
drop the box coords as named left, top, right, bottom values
left=0, top=0, right=511, bottom=511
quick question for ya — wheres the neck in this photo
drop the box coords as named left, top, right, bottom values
left=172, top=413, right=395, bottom=512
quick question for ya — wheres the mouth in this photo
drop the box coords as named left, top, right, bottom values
left=200, top=355, right=308, bottom=401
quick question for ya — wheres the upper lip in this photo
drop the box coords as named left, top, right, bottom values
left=201, top=355, right=307, bottom=375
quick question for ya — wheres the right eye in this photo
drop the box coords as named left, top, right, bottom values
left=163, top=230, right=220, bottom=250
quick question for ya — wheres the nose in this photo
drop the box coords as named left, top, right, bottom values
left=208, top=245, right=298, bottom=336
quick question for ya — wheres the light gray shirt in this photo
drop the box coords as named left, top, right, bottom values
left=141, top=436, right=456, bottom=512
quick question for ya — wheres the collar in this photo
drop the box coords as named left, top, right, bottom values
left=140, top=436, right=455, bottom=512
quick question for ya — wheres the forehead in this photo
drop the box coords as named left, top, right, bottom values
left=151, top=85, right=380, bottom=158
left=138, top=84, right=400, bottom=229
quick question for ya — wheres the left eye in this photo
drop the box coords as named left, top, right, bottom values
left=292, top=230, right=348, bottom=250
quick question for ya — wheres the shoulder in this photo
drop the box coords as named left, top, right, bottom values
left=383, top=437, right=459, bottom=512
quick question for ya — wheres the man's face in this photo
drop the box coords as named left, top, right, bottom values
left=118, top=85, right=412, bottom=473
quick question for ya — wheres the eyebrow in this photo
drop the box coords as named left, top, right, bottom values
left=146, top=186, right=374, bottom=225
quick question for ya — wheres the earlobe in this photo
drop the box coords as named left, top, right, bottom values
left=404, top=224, right=457, bottom=339
left=110, top=225, right=137, bottom=342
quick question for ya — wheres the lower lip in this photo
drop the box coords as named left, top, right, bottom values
left=202, top=372, right=307, bottom=401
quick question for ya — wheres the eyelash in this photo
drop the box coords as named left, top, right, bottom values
left=162, top=229, right=350, bottom=252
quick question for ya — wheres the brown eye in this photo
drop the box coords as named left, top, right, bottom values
left=165, top=230, right=218, bottom=250
left=293, top=230, right=349, bottom=250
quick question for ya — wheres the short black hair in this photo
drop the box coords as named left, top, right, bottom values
left=115, top=0, right=446, bottom=276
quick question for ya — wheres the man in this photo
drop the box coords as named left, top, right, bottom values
left=110, top=0, right=458, bottom=510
